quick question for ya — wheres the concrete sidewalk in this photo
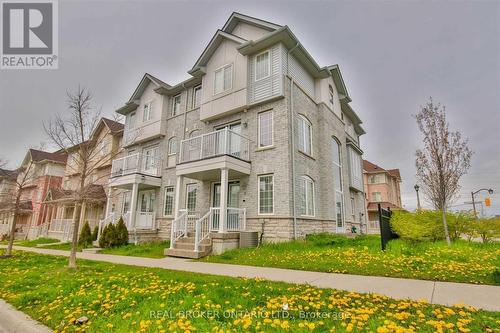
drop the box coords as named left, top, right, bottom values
left=2, top=245, right=500, bottom=312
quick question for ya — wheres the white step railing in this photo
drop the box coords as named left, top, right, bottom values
left=170, top=209, right=188, bottom=249
left=179, top=128, right=250, bottom=164
left=194, top=209, right=213, bottom=252
left=49, top=219, right=73, bottom=232
left=111, top=153, right=162, bottom=178
left=135, top=212, right=156, bottom=230
left=227, top=207, right=246, bottom=231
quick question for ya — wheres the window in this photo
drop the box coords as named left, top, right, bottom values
left=143, top=102, right=152, bottom=122
left=164, top=186, right=174, bottom=216
left=122, top=191, right=131, bottom=214
left=258, top=175, right=274, bottom=214
left=369, top=174, right=386, bottom=184
left=332, top=138, right=344, bottom=229
left=299, top=176, right=315, bottom=216
left=186, top=184, right=197, bottom=213
left=189, top=129, right=200, bottom=138
left=127, top=112, right=136, bottom=129
left=99, top=137, right=110, bottom=156
left=192, top=85, right=202, bottom=108
left=372, top=192, right=382, bottom=202
left=168, top=137, right=177, bottom=155
left=348, top=147, right=363, bottom=189
left=172, top=94, right=181, bottom=116
left=255, top=50, right=270, bottom=81
left=297, top=115, right=312, bottom=155
left=328, top=84, right=334, bottom=108
left=258, top=110, right=273, bottom=148
left=214, top=64, right=233, bottom=95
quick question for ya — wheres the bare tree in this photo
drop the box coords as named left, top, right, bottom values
left=415, top=98, right=472, bottom=245
left=4, top=160, right=36, bottom=256
left=44, top=86, right=122, bottom=268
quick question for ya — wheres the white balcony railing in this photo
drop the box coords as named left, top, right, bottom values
left=111, top=153, right=162, bottom=178
left=179, top=128, right=250, bottom=164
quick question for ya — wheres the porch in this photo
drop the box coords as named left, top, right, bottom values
left=167, top=128, right=252, bottom=258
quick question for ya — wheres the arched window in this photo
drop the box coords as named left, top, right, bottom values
left=332, top=137, right=344, bottom=231
left=189, top=129, right=201, bottom=138
left=168, top=137, right=177, bottom=155
left=299, top=175, right=315, bottom=216
left=297, top=115, right=312, bottom=155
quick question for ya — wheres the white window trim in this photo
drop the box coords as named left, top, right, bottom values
left=172, top=94, right=181, bottom=116
left=185, top=183, right=197, bottom=213
left=213, top=63, right=233, bottom=96
left=300, top=176, right=315, bottom=217
left=257, top=174, right=274, bottom=215
left=192, top=85, right=202, bottom=109
left=257, top=110, right=273, bottom=148
left=143, top=101, right=153, bottom=122
left=298, top=114, right=313, bottom=156
left=163, top=186, right=175, bottom=217
left=254, top=50, right=271, bottom=82
left=168, top=137, right=177, bottom=156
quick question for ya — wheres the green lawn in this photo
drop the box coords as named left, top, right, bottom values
left=202, top=234, right=500, bottom=285
left=99, top=241, right=169, bottom=258
left=0, top=237, right=60, bottom=246
left=0, top=251, right=498, bottom=333
left=41, top=242, right=82, bottom=251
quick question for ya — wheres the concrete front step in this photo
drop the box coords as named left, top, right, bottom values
left=176, top=236, right=211, bottom=245
left=165, top=247, right=211, bottom=259
left=173, top=242, right=211, bottom=252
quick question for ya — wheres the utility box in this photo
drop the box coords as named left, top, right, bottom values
left=239, top=231, right=259, bottom=248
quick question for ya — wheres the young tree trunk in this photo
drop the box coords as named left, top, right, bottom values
left=68, top=202, right=81, bottom=268
left=441, top=207, right=451, bottom=245
left=5, top=192, right=21, bottom=256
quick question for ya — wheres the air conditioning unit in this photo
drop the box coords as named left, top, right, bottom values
left=239, top=231, right=259, bottom=248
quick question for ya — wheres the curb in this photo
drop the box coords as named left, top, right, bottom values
left=0, top=299, right=52, bottom=333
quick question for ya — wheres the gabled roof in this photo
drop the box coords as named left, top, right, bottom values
left=189, top=30, right=247, bottom=76
left=128, top=73, right=170, bottom=103
left=44, top=185, right=107, bottom=203
left=28, top=149, right=67, bottom=164
left=363, top=160, right=401, bottom=180
left=0, top=168, right=18, bottom=181
left=222, top=12, right=282, bottom=34
left=89, top=117, right=124, bottom=139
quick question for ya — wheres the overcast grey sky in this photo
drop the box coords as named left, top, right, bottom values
left=1, top=0, right=499, bottom=214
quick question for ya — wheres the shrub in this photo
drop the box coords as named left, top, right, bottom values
left=115, top=217, right=129, bottom=247
left=390, top=210, right=474, bottom=243
left=472, top=218, right=500, bottom=243
left=98, top=223, right=117, bottom=248
left=91, top=226, right=98, bottom=241
left=78, top=221, right=93, bottom=247
left=98, top=224, right=109, bottom=248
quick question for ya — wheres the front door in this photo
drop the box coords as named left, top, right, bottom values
left=137, top=190, right=155, bottom=229
left=212, top=181, right=240, bottom=230
left=142, top=147, right=159, bottom=175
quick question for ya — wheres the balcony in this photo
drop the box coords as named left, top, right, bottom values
left=180, top=128, right=250, bottom=163
left=177, top=129, right=251, bottom=180
left=109, top=153, right=162, bottom=188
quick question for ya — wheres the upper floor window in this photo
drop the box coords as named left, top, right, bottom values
left=127, top=112, right=136, bottom=129
left=168, top=137, right=177, bottom=155
left=255, top=50, right=270, bottom=81
left=372, top=192, right=382, bottom=202
left=99, top=137, right=110, bottom=156
left=192, top=85, right=202, bottom=109
left=214, top=64, right=232, bottom=95
left=172, top=94, right=181, bottom=116
left=299, top=175, right=315, bottom=216
left=332, top=138, right=344, bottom=230
left=328, top=84, right=334, bottom=108
left=143, top=102, right=152, bottom=122
left=369, top=174, right=386, bottom=184
left=258, top=110, right=273, bottom=148
left=297, top=115, right=312, bottom=155
left=164, top=186, right=174, bottom=216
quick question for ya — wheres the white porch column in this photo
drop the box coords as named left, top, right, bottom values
left=174, top=175, right=183, bottom=218
left=129, top=183, right=139, bottom=229
left=105, top=187, right=113, bottom=217
left=219, top=167, right=229, bottom=233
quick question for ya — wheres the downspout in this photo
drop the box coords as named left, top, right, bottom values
left=287, top=43, right=300, bottom=240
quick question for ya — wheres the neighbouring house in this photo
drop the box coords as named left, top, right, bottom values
left=0, top=149, right=67, bottom=239
left=40, top=118, right=124, bottom=241
left=103, top=12, right=367, bottom=257
left=0, top=168, right=19, bottom=236
left=363, top=160, right=402, bottom=233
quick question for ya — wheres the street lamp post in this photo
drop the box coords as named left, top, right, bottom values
left=471, top=188, right=494, bottom=219
left=414, top=184, right=421, bottom=210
